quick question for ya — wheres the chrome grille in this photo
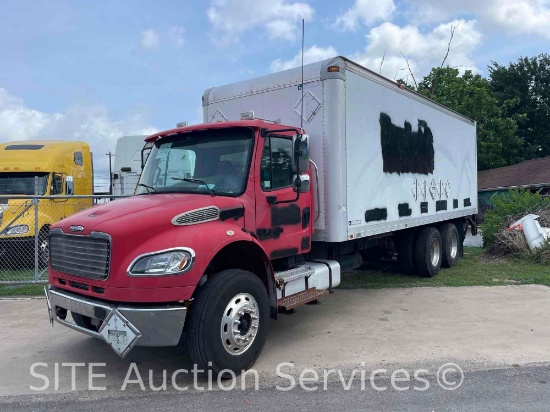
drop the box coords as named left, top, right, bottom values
left=49, top=231, right=110, bottom=280
left=172, top=206, right=220, bottom=226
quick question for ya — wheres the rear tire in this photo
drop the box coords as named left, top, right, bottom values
left=397, top=230, right=417, bottom=274
left=187, top=269, right=269, bottom=375
left=414, top=227, right=442, bottom=277
left=440, top=223, right=459, bottom=268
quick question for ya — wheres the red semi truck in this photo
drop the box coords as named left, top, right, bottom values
left=45, top=57, right=477, bottom=374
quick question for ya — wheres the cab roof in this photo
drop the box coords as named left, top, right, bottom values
left=0, top=140, right=89, bottom=151
left=0, top=140, right=90, bottom=170
left=145, top=120, right=304, bottom=143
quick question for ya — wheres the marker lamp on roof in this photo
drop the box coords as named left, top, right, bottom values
left=327, top=65, right=340, bottom=72
left=241, top=111, right=255, bottom=120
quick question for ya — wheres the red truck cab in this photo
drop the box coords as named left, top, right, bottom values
left=46, top=120, right=317, bottom=374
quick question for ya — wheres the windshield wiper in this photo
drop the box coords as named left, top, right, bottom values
left=172, top=177, right=215, bottom=197
left=137, top=183, right=157, bottom=193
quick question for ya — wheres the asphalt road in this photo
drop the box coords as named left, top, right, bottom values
left=1, top=285, right=550, bottom=410
left=2, top=365, right=549, bottom=411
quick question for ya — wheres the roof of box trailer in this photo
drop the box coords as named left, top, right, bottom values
left=203, top=59, right=327, bottom=105
left=203, top=56, right=475, bottom=125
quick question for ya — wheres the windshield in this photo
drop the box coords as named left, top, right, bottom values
left=136, top=128, right=254, bottom=196
left=0, top=172, right=49, bottom=195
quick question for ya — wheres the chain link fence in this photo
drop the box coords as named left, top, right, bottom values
left=0, top=194, right=129, bottom=285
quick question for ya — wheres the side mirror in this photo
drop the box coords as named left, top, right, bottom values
left=65, top=176, right=74, bottom=195
left=292, top=134, right=310, bottom=174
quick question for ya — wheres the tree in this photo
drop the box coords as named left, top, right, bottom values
left=415, top=67, right=524, bottom=170
left=489, top=54, right=550, bottom=158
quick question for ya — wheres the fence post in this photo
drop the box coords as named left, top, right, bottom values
left=34, top=176, right=39, bottom=280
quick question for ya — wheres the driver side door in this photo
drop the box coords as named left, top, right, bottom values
left=255, top=135, right=312, bottom=261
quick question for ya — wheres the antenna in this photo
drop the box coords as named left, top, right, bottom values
left=300, top=18, right=305, bottom=130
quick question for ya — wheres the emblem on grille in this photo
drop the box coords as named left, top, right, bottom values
left=69, top=225, right=84, bottom=232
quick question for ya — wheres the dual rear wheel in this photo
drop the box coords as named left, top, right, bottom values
left=399, top=223, right=460, bottom=277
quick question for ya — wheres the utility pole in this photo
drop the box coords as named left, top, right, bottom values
left=106, top=151, right=113, bottom=196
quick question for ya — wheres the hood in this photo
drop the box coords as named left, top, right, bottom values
left=54, top=193, right=245, bottom=236
left=0, top=198, right=34, bottom=232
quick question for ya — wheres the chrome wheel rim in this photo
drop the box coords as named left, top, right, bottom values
left=449, top=232, right=458, bottom=259
left=221, top=293, right=259, bottom=355
left=430, top=237, right=441, bottom=267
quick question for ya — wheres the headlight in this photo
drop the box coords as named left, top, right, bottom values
left=127, top=248, right=195, bottom=277
left=5, top=225, right=30, bottom=235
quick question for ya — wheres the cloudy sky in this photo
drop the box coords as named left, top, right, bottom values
left=0, top=0, right=548, bottom=174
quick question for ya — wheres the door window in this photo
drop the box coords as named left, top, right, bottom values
left=51, top=174, right=63, bottom=195
left=260, top=137, right=294, bottom=191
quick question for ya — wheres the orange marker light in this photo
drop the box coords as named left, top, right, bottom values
left=327, top=66, right=340, bottom=73
left=178, top=257, right=189, bottom=271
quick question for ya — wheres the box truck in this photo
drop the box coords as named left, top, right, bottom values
left=0, top=141, right=93, bottom=266
left=45, top=57, right=477, bottom=374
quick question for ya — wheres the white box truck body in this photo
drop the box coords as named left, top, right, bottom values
left=203, top=56, right=477, bottom=243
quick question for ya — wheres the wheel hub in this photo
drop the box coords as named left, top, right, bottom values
left=450, top=232, right=458, bottom=259
left=430, top=237, right=441, bottom=267
left=221, top=293, right=259, bottom=355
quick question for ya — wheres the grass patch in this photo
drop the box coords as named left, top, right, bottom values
left=3, top=247, right=549, bottom=296
left=0, top=268, right=47, bottom=297
left=339, top=247, right=550, bottom=289
left=0, top=284, right=45, bottom=297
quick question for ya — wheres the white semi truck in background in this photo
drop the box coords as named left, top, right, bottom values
left=112, top=135, right=148, bottom=196
left=112, top=135, right=194, bottom=196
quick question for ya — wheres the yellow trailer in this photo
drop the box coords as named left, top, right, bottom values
left=0, top=141, right=93, bottom=266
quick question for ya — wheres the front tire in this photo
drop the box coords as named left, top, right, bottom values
left=414, top=227, right=442, bottom=277
left=187, top=269, right=269, bottom=375
left=71, top=312, right=95, bottom=330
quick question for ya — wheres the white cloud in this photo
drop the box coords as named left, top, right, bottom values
left=168, top=26, right=185, bottom=48
left=334, top=0, right=396, bottom=31
left=207, top=0, right=314, bottom=42
left=0, top=88, right=157, bottom=174
left=270, top=45, right=338, bottom=71
left=352, top=19, right=482, bottom=84
left=490, top=0, right=550, bottom=38
left=140, top=29, right=160, bottom=50
left=404, top=0, right=550, bottom=39
left=0, top=89, right=54, bottom=139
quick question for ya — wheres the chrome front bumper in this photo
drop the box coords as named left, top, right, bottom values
left=45, top=286, right=187, bottom=357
